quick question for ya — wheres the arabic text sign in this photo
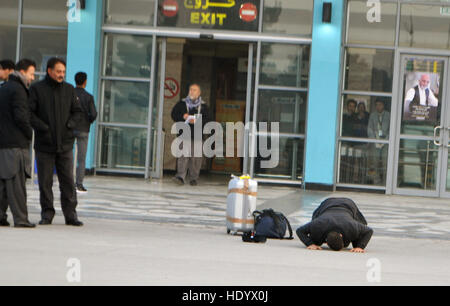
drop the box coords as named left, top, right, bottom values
left=158, top=0, right=260, bottom=32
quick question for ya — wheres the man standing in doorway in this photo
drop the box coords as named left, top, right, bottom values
left=0, top=59, right=36, bottom=228
left=29, top=57, right=84, bottom=226
left=171, top=83, right=209, bottom=186
left=73, top=72, right=97, bottom=193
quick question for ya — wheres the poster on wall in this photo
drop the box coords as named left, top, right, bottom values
left=403, top=71, right=440, bottom=122
left=158, top=0, right=260, bottom=31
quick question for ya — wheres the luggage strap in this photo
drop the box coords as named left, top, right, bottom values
left=228, top=178, right=257, bottom=196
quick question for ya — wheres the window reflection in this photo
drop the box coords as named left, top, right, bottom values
left=258, top=90, right=306, bottom=134
left=0, top=0, right=18, bottom=60
left=400, top=4, right=450, bottom=50
left=344, top=48, right=394, bottom=93
left=263, top=0, right=313, bottom=36
left=339, top=141, right=388, bottom=186
left=22, top=0, right=68, bottom=27
left=100, top=126, right=148, bottom=170
left=105, top=0, right=155, bottom=26
left=104, top=34, right=153, bottom=78
left=20, top=28, right=67, bottom=72
left=347, top=0, right=397, bottom=46
left=260, top=43, right=310, bottom=87
left=102, top=80, right=150, bottom=125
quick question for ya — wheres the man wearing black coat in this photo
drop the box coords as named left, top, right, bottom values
left=29, top=57, right=84, bottom=226
left=0, top=59, right=36, bottom=228
left=296, top=198, right=373, bottom=253
left=73, top=72, right=97, bottom=193
left=171, top=84, right=210, bottom=186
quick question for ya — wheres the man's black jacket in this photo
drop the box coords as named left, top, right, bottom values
left=29, top=75, right=83, bottom=153
left=297, top=198, right=373, bottom=249
left=74, top=87, right=97, bottom=133
left=0, top=74, right=33, bottom=149
left=171, top=100, right=210, bottom=140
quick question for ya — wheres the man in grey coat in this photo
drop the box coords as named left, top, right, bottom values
left=0, top=59, right=36, bottom=228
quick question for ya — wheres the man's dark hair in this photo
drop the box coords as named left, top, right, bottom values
left=16, top=59, right=36, bottom=72
left=375, top=100, right=385, bottom=106
left=0, top=59, right=15, bottom=70
left=347, top=99, right=357, bottom=107
left=46, top=57, right=66, bottom=71
left=327, top=231, right=344, bottom=251
left=75, top=72, right=87, bottom=86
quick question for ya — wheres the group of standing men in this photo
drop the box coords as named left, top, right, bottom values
left=0, top=58, right=97, bottom=228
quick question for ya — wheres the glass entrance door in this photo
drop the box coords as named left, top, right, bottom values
left=393, top=55, right=448, bottom=197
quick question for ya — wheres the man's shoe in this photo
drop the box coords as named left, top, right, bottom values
left=76, top=184, right=88, bottom=193
left=66, top=219, right=84, bottom=227
left=172, top=176, right=184, bottom=185
left=190, top=180, right=198, bottom=186
left=39, top=219, right=52, bottom=225
left=0, top=219, right=10, bottom=227
left=14, top=222, right=36, bottom=228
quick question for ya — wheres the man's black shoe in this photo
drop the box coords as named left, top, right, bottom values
left=190, top=180, right=198, bottom=186
left=0, top=219, right=10, bottom=227
left=39, top=219, right=52, bottom=225
left=66, top=220, right=84, bottom=227
left=14, top=222, right=36, bottom=228
left=172, top=176, right=184, bottom=185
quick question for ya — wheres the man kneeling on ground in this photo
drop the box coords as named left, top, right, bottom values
left=296, top=198, right=373, bottom=253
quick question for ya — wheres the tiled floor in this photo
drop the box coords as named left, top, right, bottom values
left=24, top=174, right=450, bottom=240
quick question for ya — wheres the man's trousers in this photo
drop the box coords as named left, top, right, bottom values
left=35, top=150, right=78, bottom=222
left=0, top=148, right=30, bottom=225
left=74, top=131, right=89, bottom=186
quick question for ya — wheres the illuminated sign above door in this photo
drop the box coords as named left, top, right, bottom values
left=158, top=0, right=260, bottom=32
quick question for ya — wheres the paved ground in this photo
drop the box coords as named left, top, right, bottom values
left=1, top=175, right=449, bottom=286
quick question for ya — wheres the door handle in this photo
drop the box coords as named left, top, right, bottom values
left=434, top=126, right=443, bottom=146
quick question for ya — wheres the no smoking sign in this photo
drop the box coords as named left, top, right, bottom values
left=164, top=77, right=180, bottom=99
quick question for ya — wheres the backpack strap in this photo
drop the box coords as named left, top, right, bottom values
left=280, top=214, right=294, bottom=240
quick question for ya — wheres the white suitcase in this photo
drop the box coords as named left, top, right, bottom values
left=226, top=175, right=257, bottom=234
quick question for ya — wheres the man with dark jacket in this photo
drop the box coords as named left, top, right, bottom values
left=0, top=59, right=36, bottom=228
left=29, top=57, right=84, bottom=226
left=73, top=72, right=97, bottom=193
left=171, top=84, right=210, bottom=186
left=0, top=60, right=15, bottom=86
left=296, top=198, right=373, bottom=253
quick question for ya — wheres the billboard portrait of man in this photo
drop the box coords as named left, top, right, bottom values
left=403, top=73, right=439, bottom=122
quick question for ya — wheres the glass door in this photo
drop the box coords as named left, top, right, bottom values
left=393, top=55, right=448, bottom=197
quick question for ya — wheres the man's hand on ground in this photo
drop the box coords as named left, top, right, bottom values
left=307, top=244, right=322, bottom=250
left=350, top=248, right=365, bottom=253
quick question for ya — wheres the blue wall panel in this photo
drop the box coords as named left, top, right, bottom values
left=66, top=0, right=103, bottom=170
left=304, top=0, right=344, bottom=186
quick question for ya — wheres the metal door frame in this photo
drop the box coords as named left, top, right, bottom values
left=392, top=53, right=449, bottom=197
left=151, top=37, right=256, bottom=178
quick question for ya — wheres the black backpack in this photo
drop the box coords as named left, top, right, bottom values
left=253, top=209, right=293, bottom=240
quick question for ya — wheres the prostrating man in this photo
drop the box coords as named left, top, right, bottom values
left=0, top=59, right=15, bottom=86
left=171, top=83, right=209, bottom=186
left=296, top=198, right=373, bottom=253
left=73, top=72, right=97, bottom=193
left=0, top=59, right=36, bottom=228
left=29, top=57, right=84, bottom=226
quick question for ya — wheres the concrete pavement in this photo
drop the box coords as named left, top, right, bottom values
left=0, top=175, right=449, bottom=285
left=0, top=215, right=449, bottom=286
